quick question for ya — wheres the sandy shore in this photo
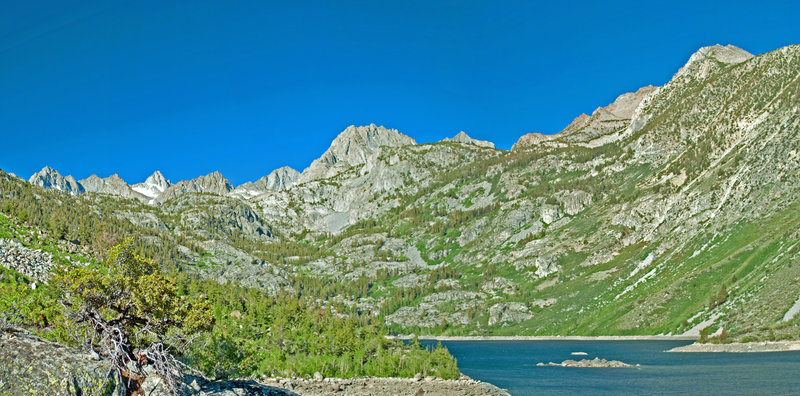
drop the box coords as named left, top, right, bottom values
left=389, top=335, right=697, bottom=341
left=667, top=341, right=800, bottom=353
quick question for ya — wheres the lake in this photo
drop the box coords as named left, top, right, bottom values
left=422, top=340, right=800, bottom=395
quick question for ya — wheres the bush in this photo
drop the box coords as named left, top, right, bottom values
left=54, top=239, right=214, bottom=393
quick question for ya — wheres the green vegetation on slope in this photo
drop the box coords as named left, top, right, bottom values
left=0, top=230, right=459, bottom=381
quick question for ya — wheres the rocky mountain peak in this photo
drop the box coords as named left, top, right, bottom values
left=154, top=171, right=233, bottom=204
left=132, top=171, right=172, bottom=200
left=28, top=166, right=84, bottom=195
left=592, top=85, right=659, bottom=121
left=145, top=170, right=170, bottom=189
left=300, top=124, right=416, bottom=182
left=674, top=44, right=754, bottom=81
left=549, top=85, right=661, bottom=145
left=78, top=174, right=146, bottom=201
left=193, top=171, right=232, bottom=191
left=442, top=131, right=495, bottom=149
left=234, top=166, right=300, bottom=198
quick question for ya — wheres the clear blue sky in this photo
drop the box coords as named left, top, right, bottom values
left=1, top=1, right=798, bottom=186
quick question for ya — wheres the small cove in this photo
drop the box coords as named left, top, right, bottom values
left=423, top=340, right=800, bottom=395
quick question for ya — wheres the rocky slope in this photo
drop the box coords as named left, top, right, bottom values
left=11, top=43, right=800, bottom=340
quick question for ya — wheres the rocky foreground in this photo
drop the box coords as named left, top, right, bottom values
left=0, top=327, right=507, bottom=396
left=667, top=341, right=800, bottom=353
left=259, top=376, right=509, bottom=396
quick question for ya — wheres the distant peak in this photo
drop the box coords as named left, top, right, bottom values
left=299, top=124, right=416, bottom=182
left=205, top=170, right=226, bottom=179
left=32, top=166, right=60, bottom=177
left=442, top=131, right=496, bottom=149
left=28, top=165, right=84, bottom=195
left=674, top=44, right=754, bottom=81
left=693, top=44, right=753, bottom=63
left=143, top=170, right=170, bottom=185
left=335, top=124, right=416, bottom=145
left=29, top=166, right=62, bottom=181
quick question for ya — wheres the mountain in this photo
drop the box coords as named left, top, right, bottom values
left=233, top=166, right=300, bottom=198
left=442, top=131, right=496, bottom=149
left=513, top=85, right=660, bottom=150
left=298, top=124, right=417, bottom=182
left=673, top=44, right=754, bottom=81
left=154, top=171, right=233, bottom=204
left=131, top=171, right=171, bottom=201
left=7, top=43, right=800, bottom=341
left=79, top=174, right=147, bottom=201
left=28, top=166, right=84, bottom=195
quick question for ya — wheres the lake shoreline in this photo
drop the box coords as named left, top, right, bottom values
left=666, top=340, right=800, bottom=353
left=389, top=334, right=697, bottom=341
left=258, top=375, right=510, bottom=396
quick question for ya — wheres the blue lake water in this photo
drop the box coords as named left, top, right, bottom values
left=422, top=340, right=800, bottom=395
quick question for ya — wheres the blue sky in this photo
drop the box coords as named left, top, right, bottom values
left=1, top=1, right=798, bottom=186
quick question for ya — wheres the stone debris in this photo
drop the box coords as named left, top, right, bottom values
left=258, top=375, right=510, bottom=396
left=0, top=238, right=54, bottom=283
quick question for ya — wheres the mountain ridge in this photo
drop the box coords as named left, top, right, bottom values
left=9, top=43, right=800, bottom=341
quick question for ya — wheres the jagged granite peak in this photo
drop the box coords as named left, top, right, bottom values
left=78, top=174, right=147, bottom=201
left=234, top=166, right=300, bottom=198
left=155, top=171, right=234, bottom=203
left=299, top=124, right=417, bottom=182
left=442, top=131, right=496, bottom=149
left=674, top=44, right=754, bottom=81
left=28, top=166, right=84, bottom=195
left=132, top=170, right=172, bottom=199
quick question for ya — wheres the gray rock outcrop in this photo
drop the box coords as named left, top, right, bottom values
left=0, top=327, right=119, bottom=395
left=0, top=327, right=295, bottom=396
left=488, top=302, right=532, bottom=326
